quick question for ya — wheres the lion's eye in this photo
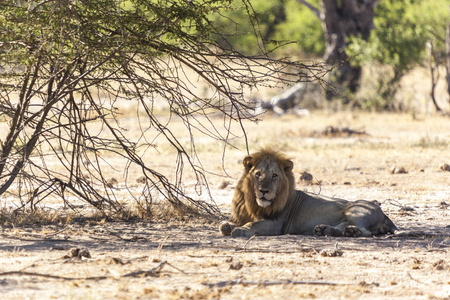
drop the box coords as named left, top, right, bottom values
left=255, top=171, right=261, bottom=178
left=272, top=173, right=278, bottom=179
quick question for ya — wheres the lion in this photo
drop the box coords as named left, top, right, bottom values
left=219, top=148, right=397, bottom=238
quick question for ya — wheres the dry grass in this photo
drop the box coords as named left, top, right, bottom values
left=0, top=206, right=74, bottom=227
left=0, top=200, right=219, bottom=229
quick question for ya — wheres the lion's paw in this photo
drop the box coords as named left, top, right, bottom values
left=314, top=224, right=332, bottom=236
left=343, top=225, right=362, bottom=237
left=219, top=221, right=235, bottom=236
left=231, top=227, right=255, bottom=238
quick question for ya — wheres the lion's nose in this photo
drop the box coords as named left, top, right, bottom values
left=260, top=189, right=270, bottom=196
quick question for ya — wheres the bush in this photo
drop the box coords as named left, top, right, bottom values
left=347, top=0, right=450, bottom=108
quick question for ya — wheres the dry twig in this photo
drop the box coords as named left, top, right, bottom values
left=106, top=230, right=147, bottom=242
left=202, top=279, right=356, bottom=288
left=44, top=227, right=70, bottom=239
left=243, top=235, right=256, bottom=251
left=0, top=260, right=182, bottom=281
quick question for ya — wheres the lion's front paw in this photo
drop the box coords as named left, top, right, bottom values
left=343, top=225, right=362, bottom=237
left=219, top=221, right=235, bottom=236
left=231, top=227, right=255, bottom=238
left=314, top=224, right=332, bottom=236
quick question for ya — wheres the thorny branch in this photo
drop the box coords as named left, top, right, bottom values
left=0, top=0, right=328, bottom=218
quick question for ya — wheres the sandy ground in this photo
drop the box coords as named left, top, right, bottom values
left=0, top=111, right=449, bottom=299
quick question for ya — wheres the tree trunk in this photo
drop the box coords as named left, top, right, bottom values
left=263, top=1, right=286, bottom=42
left=321, top=0, right=379, bottom=96
left=446, top=22, right=450, bottom=102
left=429, top=40, right=442, bottom=112
left=299, top=0, right=380, bottom=98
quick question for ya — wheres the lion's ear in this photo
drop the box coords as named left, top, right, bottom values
left=283, top=159, right=294, bottom=173
left=243, top=155, right=253, bottom=171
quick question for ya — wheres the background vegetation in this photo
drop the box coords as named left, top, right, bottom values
left=215, top=0, right=450, bottom=109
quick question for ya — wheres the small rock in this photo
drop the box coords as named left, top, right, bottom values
left=229, top=261, right=243, bottom=270
left=440, top=164, right=450, bottom=172
left=106, top=177, right=119, bottom=187
left=439, top=201, right=449, bottom=209
left=319, top=248, right=343, bottom=257
left=433, top=260, right=449, bottom=270
left=300, top=171, right=313, bottom=182
left=136, top=176, right=147, bottom=184
left=64, top=247, right=91, bottom=259
left=218, top=181, right=230, bottom=189
left=391, top=167, right=407, bottom=174
left=400, top=205, right=415, bottom=212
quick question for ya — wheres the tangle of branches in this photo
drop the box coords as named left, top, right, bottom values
left=0, top=0, right=328, bottom=218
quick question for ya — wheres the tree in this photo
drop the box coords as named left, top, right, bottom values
left=347, top=0, right=450, bottom=110
left=430, top=23, right=450, bottom=114
left=298, top=0, right=380, bottom=98
left=0, top=0, right=325, bottom=218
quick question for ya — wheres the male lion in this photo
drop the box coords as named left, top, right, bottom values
left=219, top=148, right=397, bottom=238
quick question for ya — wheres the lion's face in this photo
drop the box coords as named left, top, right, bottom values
left=243, top=151, right=294, bottom=209
left=251, top=157, right=283, bottom=207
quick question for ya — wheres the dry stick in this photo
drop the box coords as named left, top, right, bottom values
left=202, top=279, right=356, bottom=288
left=122, top=261, right=167, bottom=277
left=235, top=249, right=304, bottom=253
left=187, top=255, right=233, bottom=258
left=407, top=271, right=426, bottom=285
left=242, top=235, right=256, bottom=251
left=106, top=230, right=147, bottom=242
left=0, top=232, right=70, bottom=242
left=0, top=271, right=109, bottom=281
left=204, top=244, right=322, bottom=254
left=44, top=227, right=70, bottom=239
left=202, top=245, right=307, bottom=253
left=164, top=261, right=187, bottom=274
left=0, top=261, right=173, bottom=281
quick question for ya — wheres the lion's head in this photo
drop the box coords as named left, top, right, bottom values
left=232, top=148, right=296, bottom=223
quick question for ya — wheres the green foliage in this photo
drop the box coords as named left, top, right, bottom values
left=273, top=0, right=323, bottom=56
left=0, top=0, right=238, bottom=69
left=346, top=0, right=450, bottom=108
left=209, top=0, right=323, bottom=56
left=348, top=0, right=431, bottom=73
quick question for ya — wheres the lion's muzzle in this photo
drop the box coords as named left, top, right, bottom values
left=256, top=197, right=272, bottom=208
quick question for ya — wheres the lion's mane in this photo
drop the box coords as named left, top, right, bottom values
left=230, top=148, right=296, bottom=225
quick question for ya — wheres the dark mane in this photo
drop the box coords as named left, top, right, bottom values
left=231, top=147, right=296, bottom=225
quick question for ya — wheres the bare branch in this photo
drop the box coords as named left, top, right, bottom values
left=0, top=0, right=327, bottom=219
left=296, top=0, right=320, bottom=18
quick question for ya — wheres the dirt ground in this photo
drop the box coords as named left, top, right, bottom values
left=0, top=111, right=449, bottom=299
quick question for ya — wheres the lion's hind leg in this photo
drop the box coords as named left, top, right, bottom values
left=219, top=221, right=236, bottom=236
left=314, top=223, right=345, bottom=236
left=342, top=225, right=370, bottom=237
left=344, top=200, right=394, bottom=237
left=314, top=222, right=370, bottom=237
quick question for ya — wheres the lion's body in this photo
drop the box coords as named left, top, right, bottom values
left=219, top=148, right=397, bottom=238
